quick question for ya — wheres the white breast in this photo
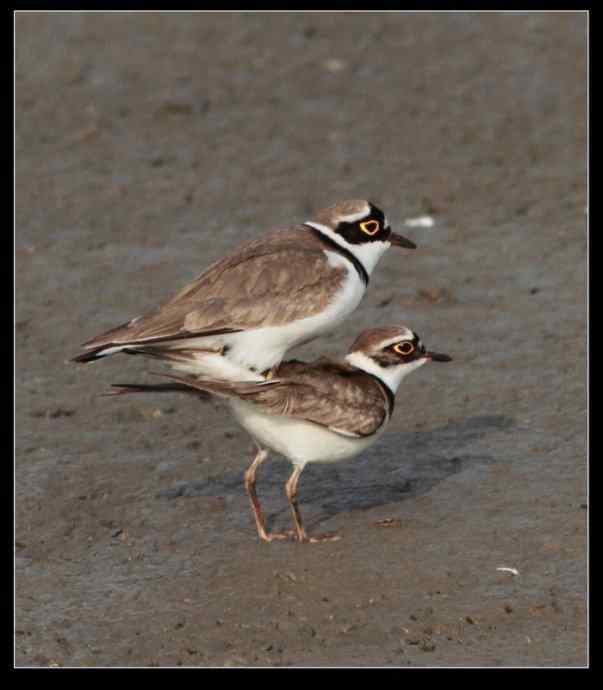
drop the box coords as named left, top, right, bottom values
left=229, top=399, right=381, bottom=470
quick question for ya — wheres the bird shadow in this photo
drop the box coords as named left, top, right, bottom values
left=158, top=414, right=515, bottom=528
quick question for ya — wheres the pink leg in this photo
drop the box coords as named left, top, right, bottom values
left=285, top=466, right=341, bottom=544
left=244, top=448, right=293, bottom=542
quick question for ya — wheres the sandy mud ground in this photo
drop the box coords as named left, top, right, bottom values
left=15, top=12, right=587, bottom=666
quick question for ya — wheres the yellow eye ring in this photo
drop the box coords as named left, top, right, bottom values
left=359, top=220, right=381, bottom=236
left=394, top=342, right=415, bottom=356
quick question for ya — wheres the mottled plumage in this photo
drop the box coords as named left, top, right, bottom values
left=161, top=357, right=392, bottom=438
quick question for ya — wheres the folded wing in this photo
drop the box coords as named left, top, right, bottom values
left=160, top=359, right=390, bottom=438
left=79, top=228, right=346, bottom=353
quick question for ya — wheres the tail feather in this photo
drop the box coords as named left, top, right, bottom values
left=71, top=345, right=120, bottom=363
left=157, top=372, right=287, bottom=398
left=73, top=326, right=243, bottom=364
left=72, top=344, right=218, bottom=365
left=80, top=319, right=132, bottom=348
left=102, top=373, right=303, bottom=405
left=122, top=347, right=211, bottom=364
left=103, top=381, right=210, bottom=399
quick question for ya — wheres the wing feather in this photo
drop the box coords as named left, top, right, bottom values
left=161, top=359, right=390, bottom=437
left=81, top=227, right=346, bottom=350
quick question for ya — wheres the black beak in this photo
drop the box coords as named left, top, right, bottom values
left=425, top=351, right=452, bottom=362
left=388, top=231, right=417, bottom=249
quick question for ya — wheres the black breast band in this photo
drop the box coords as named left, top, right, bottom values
left=365, top=373, right=395, bottom=419
left=304, top=224, right=369, bottom=286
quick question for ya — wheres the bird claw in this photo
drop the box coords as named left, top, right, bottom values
left=305, top=531, right=342, bottom=543
left=259, top=529, right=341, bottom=544
left=259, top=529, right=297, bottom=542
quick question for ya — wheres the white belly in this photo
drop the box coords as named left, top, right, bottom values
left=168, top=253, right=365, bottom=380
left=229, top=399, right=381, bottom=469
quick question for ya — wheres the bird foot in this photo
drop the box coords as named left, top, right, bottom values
left=258, top=529, right=341, bottom=544
left=258, top=529, right=297, bottom=543
left=298, top=531, right=342, bottom=544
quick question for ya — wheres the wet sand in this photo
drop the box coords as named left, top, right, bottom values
left=15, top=12, right=587, bottom=666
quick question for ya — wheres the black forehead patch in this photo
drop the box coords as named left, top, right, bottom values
left=368, top=202, right=386, bottom=225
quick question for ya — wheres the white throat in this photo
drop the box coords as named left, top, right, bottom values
left=345, top=351, right=428, bottom=394
left=304, top=221, right=391, bottom=276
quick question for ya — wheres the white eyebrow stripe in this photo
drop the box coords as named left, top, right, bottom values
left=338, top=205, right=371, bottom=223
left=377, top=330, right=415, bottom=349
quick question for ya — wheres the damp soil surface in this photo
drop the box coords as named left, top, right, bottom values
left=15, top=12, right=587, bottom=667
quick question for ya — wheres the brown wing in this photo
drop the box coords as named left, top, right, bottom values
left=81, top=227, right=346, bottom=350
left=264, top=359, right=390, bottom=437
left=162, top=359, right=390, bottom=438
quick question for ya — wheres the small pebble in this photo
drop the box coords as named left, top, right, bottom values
left=156, top=462, right=177, bottom=473
left=373, top=518, right=402, bottom=528
left=323, top=58, right=346, bottom=72
left=418, top=287, right=450, bottom=303
left=157, top=101, right=194, bottom=116
left=404, top=215, right=435, bottom=228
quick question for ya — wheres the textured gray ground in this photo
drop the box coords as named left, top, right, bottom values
left=15, top=12, right=587, bottom=667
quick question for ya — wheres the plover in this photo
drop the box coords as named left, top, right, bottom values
left=72, top=200, right=416, bottom=381
left=110, top=326, right=451, bottom=543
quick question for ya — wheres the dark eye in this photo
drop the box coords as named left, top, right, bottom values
left=394, top=341, right=415, bottom=356
left=359, top=220, right=381, bottom=236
